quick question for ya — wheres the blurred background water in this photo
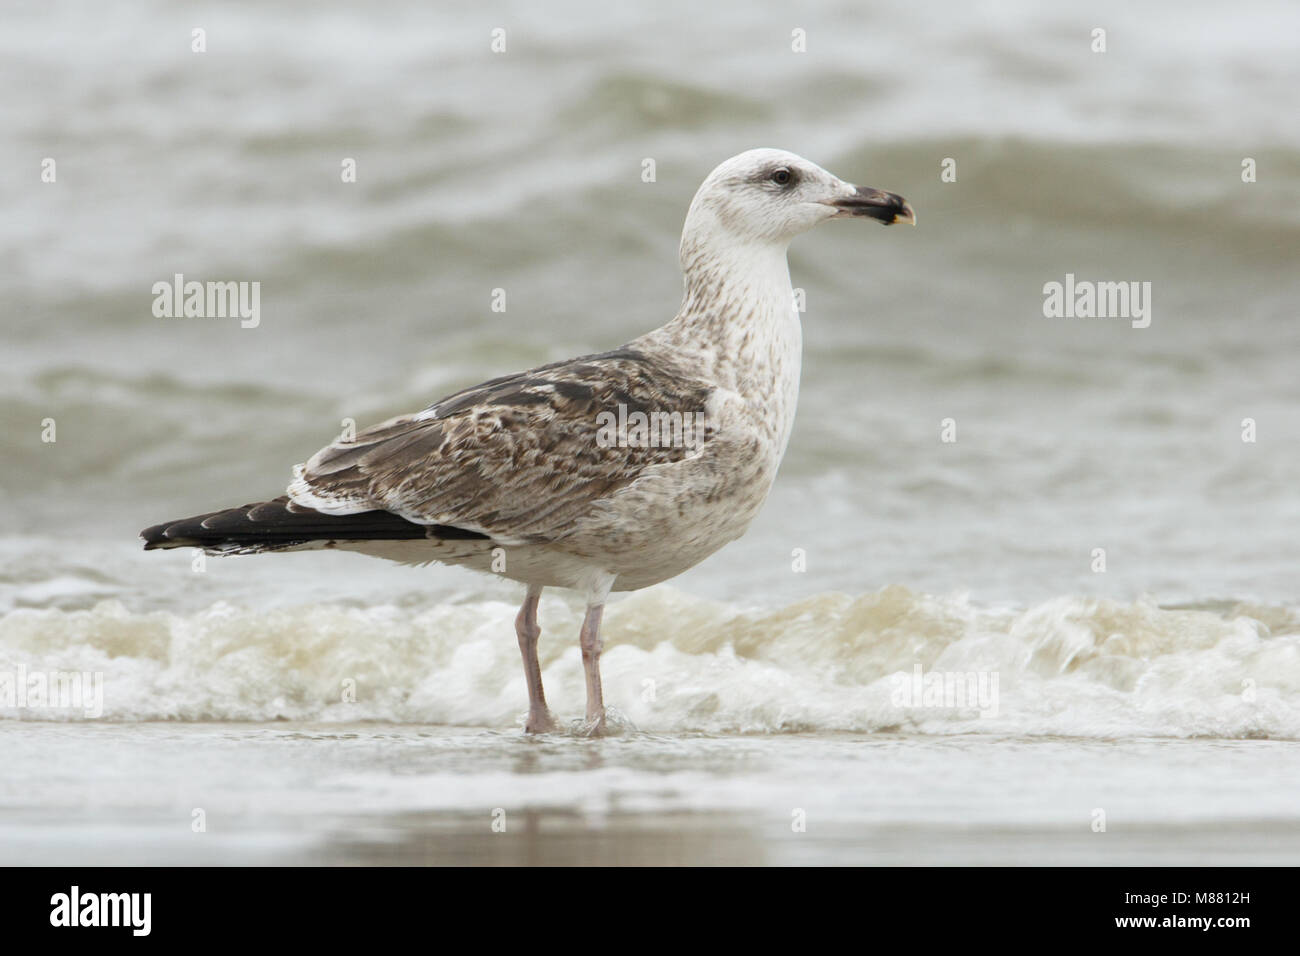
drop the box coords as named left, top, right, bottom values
left=1, top=0, right=1297, bottom=863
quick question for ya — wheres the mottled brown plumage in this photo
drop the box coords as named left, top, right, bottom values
left=289, top=347, right=716, bottom=544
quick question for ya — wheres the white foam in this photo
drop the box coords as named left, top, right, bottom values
left=1, top=586, right=1296, bottom=738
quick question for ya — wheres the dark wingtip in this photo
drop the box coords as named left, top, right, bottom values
left=140, top=523, right=165, bottom=549
left=139, top=498, right=478, bottom=552
left=140, top=508, right=227, bottom=550
left=140, top=521, right=187, bottom=550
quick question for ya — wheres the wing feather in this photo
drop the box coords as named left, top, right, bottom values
left=288, top=348, right=716, bottom=543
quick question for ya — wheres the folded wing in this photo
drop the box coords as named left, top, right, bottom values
left=288, top=347, right=716, bottom=544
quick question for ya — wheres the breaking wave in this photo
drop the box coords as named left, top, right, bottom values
left=2, top=586, right=1297, bottom=738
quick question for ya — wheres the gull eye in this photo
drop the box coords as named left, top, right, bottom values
left=771, top=167, right=793, bottom=186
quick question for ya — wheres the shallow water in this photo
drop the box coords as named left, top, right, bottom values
left=1, top=1, right=1297, bottom=864
left=3, top=723, right=1297, bottom=865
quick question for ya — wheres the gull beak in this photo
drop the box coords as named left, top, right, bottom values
left=826, top=184, right=916, bottom=226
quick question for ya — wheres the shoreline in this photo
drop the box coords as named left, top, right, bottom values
left=3, top=722, right=1297, bottom=865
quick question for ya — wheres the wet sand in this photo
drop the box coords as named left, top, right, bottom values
left=3, top=723, right=1297, bottom=865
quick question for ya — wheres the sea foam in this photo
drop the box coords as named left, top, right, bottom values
left=2, top=586, right=1296, bottom=738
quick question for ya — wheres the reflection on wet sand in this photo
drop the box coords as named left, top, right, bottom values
left=309, top=811, right=770, bottom=866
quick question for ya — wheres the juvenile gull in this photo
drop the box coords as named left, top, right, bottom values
left=141, top=148, right=914, bottom=735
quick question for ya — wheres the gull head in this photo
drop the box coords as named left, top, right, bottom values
left=683, top=148, right=915, bottom=250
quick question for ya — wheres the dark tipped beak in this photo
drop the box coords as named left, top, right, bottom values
left=827, top=185, right=916, bottom=226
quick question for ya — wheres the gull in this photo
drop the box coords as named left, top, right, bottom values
left=141, top=148, right=914, bottom=734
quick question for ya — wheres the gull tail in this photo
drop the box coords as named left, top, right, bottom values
left=140, top=495, right=487, bottom=555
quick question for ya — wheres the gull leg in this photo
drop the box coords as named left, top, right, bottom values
left=515, top=586, right=555, bottom=734
left=579, top=602, right=607, bottom=736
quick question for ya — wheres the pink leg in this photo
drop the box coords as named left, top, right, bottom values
left=515, top=587, right=555, bottom=734
left=579, top=602, right=607, bottom=735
